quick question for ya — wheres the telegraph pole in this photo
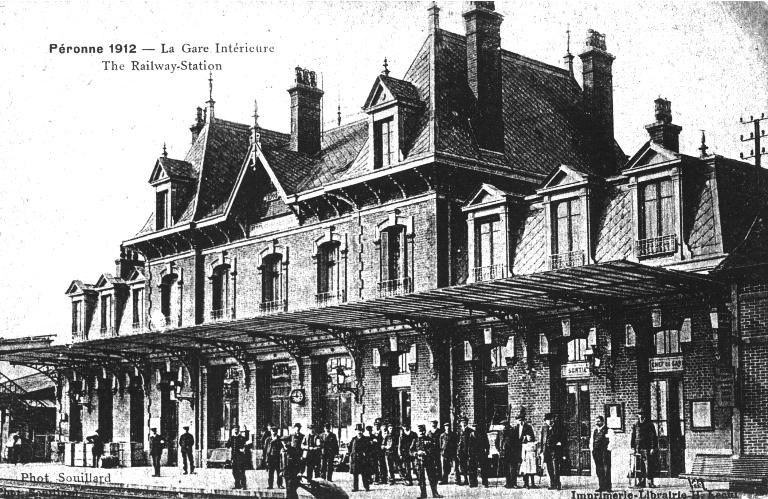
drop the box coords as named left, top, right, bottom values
left=740, top=113, right=767, bottom=168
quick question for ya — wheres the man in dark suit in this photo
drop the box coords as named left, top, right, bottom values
left=148, top=427, right=166, bottom=477
left=382, top=422, right=399, bottom=484
left=631, top=412, right=658, bottom=488
left=539, top=413, right=565, bottom=490
left=264, top=424, right=284, bottom=489
left=496, top=422, right=516, bottom=488
left=303, top=425, right=322, bottom=480
left=372, top=418, right=387, bottom=484
left=87, top=429, right=104, bottom=468
left=349, top=423, right=370, bottom=492
left=320, top=423, right=339, bottom=481
left=226, top=425, right=252, bottom=489
left=509, top=412, right=535, bottom=488
left=426, top=420, right=443, bottom=481
left=439, top=422, right=458, bottom=485
left=411, top=424, right=443, bottom=498
left=178, top=426, right=195, bottom=474
left=284, top=426, right=304, bottom=499
left=399, top=423, right=417, bottom=486
left=592, top=416, right=615, bottom=493
left=457, top=417, right=477, bottom=487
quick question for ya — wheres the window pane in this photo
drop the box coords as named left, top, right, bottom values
left=570, top=203, right=582, bottom=251
left=669, top=330, right=680, bottom=354
left=644, top=196, right=659, bottom=239
left=480, top=223, right=492, bottom=267
left=492, top=221, right=506, bottom=266
left=655, top=331, right=665, bottom=354
left=661, top=193, right=675, bottom=236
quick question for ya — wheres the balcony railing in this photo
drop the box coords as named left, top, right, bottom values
left=210, top=308, right=235, bottom=322
left=259, top=299, right=287, bottom=315
left=315, top=291, right=346, bottom=308
left=132, top=321, right=146, bottom=333
left=100, top=326, right=116, bottom=338
left=72, top=331, right=86, bottom=342
left=378, top=277, right=413, bottom=298
left=473, top=264, right=509, bottom=282
left=636, top=234, right=677, bottom=258
left=550, top=250, right=585, bottom=270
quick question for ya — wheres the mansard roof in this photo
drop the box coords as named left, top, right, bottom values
left=131, top=26, right=625, bottom=239
left=149, top=157, right=196, bottom=183
left=363, top=74, right=422, bottom=109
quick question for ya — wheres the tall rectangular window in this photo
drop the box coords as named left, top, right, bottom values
left=132, top=288, right=144, bottom=328
left=553, top=198, right=582, bottom=254
left=640, top=179, right=675, bottom=239
left=374, top=118, right=395, bottom=169
left=156, top=190, right=168, bottom=230
left=379, top=225, right=409, bottom=296
left=654, top=330, right=681, bottom=355
left=100, top=295, right=113, bottom=333
left=71, top=301, right=82, bottom=333
left=567, top=338, right=588, bottom=361
left=475, top=216, right=507, bottom=280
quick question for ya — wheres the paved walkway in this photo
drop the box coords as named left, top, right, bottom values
left=0, top=463, right=701, bottom=498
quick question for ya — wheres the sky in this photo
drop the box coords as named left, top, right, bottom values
left=0, top=1, right=766, bottom=340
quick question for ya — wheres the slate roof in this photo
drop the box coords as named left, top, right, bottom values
left=157, top=157, right=196, bottom=180
left=134, top=26, right=625, bottom=237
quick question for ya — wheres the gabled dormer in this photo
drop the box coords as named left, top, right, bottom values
left=462, top=184, right=522, bottom=282
left=362, top=72, right=423, bottom=170
left=537, top=165, right=601, bottom=270
left=65, top=280, right=97, bottom=342
left=622, top=99, right=687, bottom=262
left=126, top=268, right=147, bottom=333
left=94, top=273, right=128, bottom=338
left=148, top=151, right=196, bottom=231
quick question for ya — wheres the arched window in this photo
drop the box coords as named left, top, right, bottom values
left=160, top=274, right=179, bottom=327
left=211, top=265, right=230, bottom=320
left=316, top=242, right=340, bottom=305
left=379, top=224, right=409, bottom=297
left=261, top=254, right=284, bottom=313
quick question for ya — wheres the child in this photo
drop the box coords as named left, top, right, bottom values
left=520, top=434, right=538, bottom=488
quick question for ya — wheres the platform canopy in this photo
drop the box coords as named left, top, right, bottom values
left=0, top=260, right=722, bottom=367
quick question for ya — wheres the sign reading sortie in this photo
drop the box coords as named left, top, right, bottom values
left=561, top=362, right=590, bottom=379
left=649, top=355, right=684, bottom=373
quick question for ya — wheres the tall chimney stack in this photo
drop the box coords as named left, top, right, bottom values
left=190, top=106, right=204, bottom=144
left=645, top=98, right=682, bottom=152
left=463, top=1, right=504, bottom=153
left=288, top=67, right=324, bottom=155
left=579, top=29, right=616, bottom=173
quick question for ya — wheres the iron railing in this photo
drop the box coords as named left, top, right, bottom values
left=210, top=308, right=235, bottom=322
left=473, top=264, right=509, bottom=282
left=550, top=250, right=585, bottom=270
left=636, top=234, right=677, bottom=258
left=259, top=299, right=287, bottom=315
left=378, top=277, right=413, bottom=298
left=100, top=326, right=116, bottom=337
left=315, top=291, right=345, bottom=307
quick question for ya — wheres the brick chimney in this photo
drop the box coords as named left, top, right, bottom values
left=645, top=98, right=682, bottom=152
left=579, top=29, right=616, bottom=172
left=189, top=106, right=204, bottom=144
left=115, top=247, right=143, bottom=280
left=288, top=67, right=324, bottom=154
left=463, top=1, right=504, bottom=153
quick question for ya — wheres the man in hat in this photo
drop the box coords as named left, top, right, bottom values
left=509, top=411, right=535, bottom=488
left=320, top=423, right=339, bottom=481
left=86, top=429, right=104, bottom=468
left=399, top=423, right=417, bottom=486
left=383, top=422, right=400, bottom=484
left=303, top=425, right=322, bottom=480
left=179, top=425, right=195, bottom=474
left=349, top=423, right=370, bottom=492
left=591, top=415, right=615, bottom=493
left=259, top=422, right=273, bottom=470
left=264, top=424, right=284, bottom=489
left=631, top=411, right=658, bottom=488
left=284, top=424, right=305, bottom=499
left=439, top=422, right=458, bottom=485
left=426, top=420, right=443, bottom=480
left=148, top=427, right=166, bottom=477
left=411, top=424, right=443, bottom=498
left=226, top=425, right=252, bottom=489
left=539, top=413, right=565, bottom=490
left=457, top=417, right=477, bottom=487
left=372, top=418, right=387, bottom=484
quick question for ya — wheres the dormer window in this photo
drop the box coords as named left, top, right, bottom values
left=156, top=190, right=169, bottom=230
left=637, top=178, right=677, bottom=257
left=100, top=294, right=114, bottom=337
left=132, top=287, right=144, bottom=331
left=551, top=198, right=584, bottom=269
left=72, top=301, right=83, bottom=334
left=474, top=216, right=507, bottom=281
left=374, top=118, right=395, bottom=169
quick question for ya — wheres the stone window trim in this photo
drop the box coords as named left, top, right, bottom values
left=542, top=187, right=593, bottom=269
left=208, top=252, right=237, bottom=322
left=373, top=212, right=415, bottom=296
left=313, top=231, right=348, bottom=306
left=157, top=263, right=183, bottom=328
left=257, top=242, right=289, bottom=312
left=627, top=166, right=688, bottom=261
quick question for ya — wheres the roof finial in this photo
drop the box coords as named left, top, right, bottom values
left=206, top=71, right=216, bottom=121
left=337, top=103, right=342, bottom=127
left=382, top=58, right=390, bottom=77
left=699, top=129, right=709, bottom=158
left=564, top=24, right=575, bottom=75
left=251, top=99, right=260, bottom=148
left=162, top=143, right=168, bottom=158
left=428, top=1, right=440, bottom=33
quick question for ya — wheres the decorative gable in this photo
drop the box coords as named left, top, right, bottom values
left=65, top=280, right=94, bottom=296
left=149, top=160, right=169, bottom=185
left=537, top=165, right=590, bottom=195
left=623, top=141, right=680, bottom=174
left=464, top=183, right=513, bottom=210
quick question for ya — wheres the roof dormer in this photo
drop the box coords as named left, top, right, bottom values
left=148, top=150, right=196, bottom=231
left=363, top=70, right=423, bottom=170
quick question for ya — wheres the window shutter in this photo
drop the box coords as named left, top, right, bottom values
left=380, top=230, right=390, bottom=282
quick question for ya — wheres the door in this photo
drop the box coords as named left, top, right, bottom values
left=160, top=389, right=178, bottom=466
left=650, top=379, right=685, bottom=477
left=394, top=389, right=411, bottom=428
left=129, top=385, right=144, bottom=443
left=564, top=382, right=591, bottom=475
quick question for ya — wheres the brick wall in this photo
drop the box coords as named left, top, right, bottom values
left=739, top=277, right=768, bottom=455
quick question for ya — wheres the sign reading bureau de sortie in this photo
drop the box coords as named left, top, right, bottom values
left=48, top=42, right=275, bottom=73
